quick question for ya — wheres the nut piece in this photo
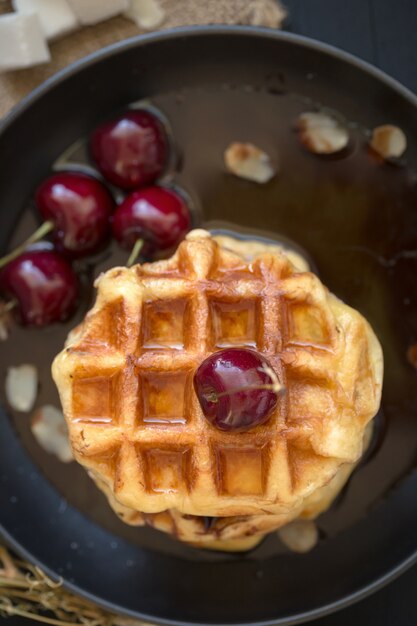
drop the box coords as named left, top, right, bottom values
left=224, top=142, right=276, bottom=183
left=278, top=520, right=319, bottom=553
left=5, top=365, right=38, bottom=412
left=31, top=405, right=73, bottom=463
left=297, top=112, right=349, bottom=154
left=370, top=124, right=407, bottom=159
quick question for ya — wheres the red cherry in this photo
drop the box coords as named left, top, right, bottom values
left=112, top=186, right=191, bottom=256
left=0, top=248, right=79, bottom=327
left=90, top=110, right=168, bottom=189
left=35, top=172, right=114, bottom=258
left=193, top=348, right=280, bottom=432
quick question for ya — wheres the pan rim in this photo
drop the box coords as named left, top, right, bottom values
left=2, top=25, right=417, bottom=135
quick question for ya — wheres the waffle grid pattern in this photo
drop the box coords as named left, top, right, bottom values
left=54, top=233, right=381, bottom=517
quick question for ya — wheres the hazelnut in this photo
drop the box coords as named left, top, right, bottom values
left=31, top=405, right=73, bottom=463
left=297, top=111, right=349, bottom=154
left=278, top=519, right=319, bottom=553
left=370, top=124, right=407, bottom=159
left=224, top=142, right=276, bottom=183
left=5, top=364, right=38, bottom=412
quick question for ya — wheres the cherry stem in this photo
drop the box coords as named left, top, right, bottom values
left=127, top=239, right=144, bottom=267
left=0, top=220, right=54, bottom=270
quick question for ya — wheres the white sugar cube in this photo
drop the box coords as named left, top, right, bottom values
left=124, top=0, right=165, bottom=29
left=12, top=0, right=79, bottom=41
left=0, top=13, right=50, bottom=72
left=67, top=0, right=129, bottom=25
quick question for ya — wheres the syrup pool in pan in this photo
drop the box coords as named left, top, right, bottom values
left=1, top=84, right=417, bottom=563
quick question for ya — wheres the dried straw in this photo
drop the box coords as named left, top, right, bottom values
left=0, top=545, right=144, bottom=625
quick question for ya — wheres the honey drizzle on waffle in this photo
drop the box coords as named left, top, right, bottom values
left=54, top=231, right=382, bottom=517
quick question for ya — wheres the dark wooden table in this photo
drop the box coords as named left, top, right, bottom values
left=287, top=0, right=417, bottom=94
left=3, top=1, right=417, bottom=624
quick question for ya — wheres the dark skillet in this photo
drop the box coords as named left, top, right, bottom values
left=1, top=26, right=417, bottom=626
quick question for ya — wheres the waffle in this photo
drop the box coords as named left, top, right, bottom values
left=89, top=422, right=372, bottom=551
left=53, top=230, right=383, bottom=544
left=212, top=234, right=310, bottom=272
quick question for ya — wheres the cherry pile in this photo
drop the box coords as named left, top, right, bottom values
left=0, top=108, right=191, bottom=328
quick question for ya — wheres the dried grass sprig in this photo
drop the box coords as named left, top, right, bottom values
left=0, top=545, right=145, bottom=626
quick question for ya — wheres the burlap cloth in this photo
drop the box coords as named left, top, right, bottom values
left=0, top=0, right=286, bottom=118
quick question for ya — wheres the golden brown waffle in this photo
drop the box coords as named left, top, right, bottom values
left=89, top=423, right=371, bottom=552
left=53, top=230, right=383, bottom=525
left=212, top=233, right=310, bottom=272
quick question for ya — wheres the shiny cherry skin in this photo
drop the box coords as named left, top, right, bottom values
left=112, top=186, right=191, bottom=256
left=35, top=172, right=114, bottom=258
left=90, top=110, right=168, bottom=189
left=193, top=348, right=279, bottom=432
left=0, top=248, right=79, bottom=327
